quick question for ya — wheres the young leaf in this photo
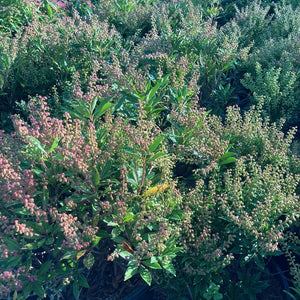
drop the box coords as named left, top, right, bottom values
left=13, top=290, right=17, bottom=300
left=148, top=151, right=165, bottom=162
left=48, top=137, right=60, bottom=153
left=91, top=236, right=101, bottom=247
left=28, top=136, right=48, bottom=155
left=123, top=212, right=135, bottom=223
left=219, top=152, right=234, bottom=160
left=139, top=267, right=152, bottom=286
left=148, top=135, right=164, bottom=153
left=44, top=1, right=53, bottom=18
left=91, top=167, right=100, bottom=188
left=219, top=157, right=236, bottom=166
left=94, top=102, right=113, bottom=119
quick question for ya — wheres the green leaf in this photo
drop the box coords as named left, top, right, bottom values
left=139, top=267, right=152, bottom=286
left=22, top=283, right=33, bottom=299
left=124, top=262, right=138, bottom=281
left=24, top=238, right=46, bottom=250
left=94, top=96, right=114, bottom=120
left=219, top=157, right=236, bottom=166
left=162, top=246, right=182, bottom=257
left=73, top=279, right=79, bottom=299
left=123, top=212, right=135, bottom=223
left=32, top=281, right=45, bottom=298
left=45, top=237, right=55, bottom=245
left=91, top=236, right=101, bottom=247
left=214, top=293, right=223, bottom=300
left=78, top=273, right=89, bottom=288
left=71, top=102, right=91, bottom=119
left=91, top=167, right=100, bottom=188
left=254, top=255, right=265, bottom=271
left=119, top=250, right=134, bottom=258
left=148, top=151, right=165, bottom=162
left=45, top=2, right=53, bottom=18
left=83, top=253, right=94, bottom=270
left=147, top=75, right=169, bottom=102
left=111, top=227, right=122, bottom=238
left=38, top=260, right=51, bottom=276
left=161, top=261, right=176, bottom=276
left=28, top=136, right=48, bottom=155
left=105, top=220, right=119, bottom=227
left=2, top=256, right=22, bottom=269
left=148, top=135, right=164, bottom=153
left=61, top=251, right=75, bottom=261
left=99, top=160, right=113, bottom=180
left=96, top=230, right=110, bottom=238
left=4, top=238, right=20, bottom=251
left=49, top=137, right=60, bottom=153
left=142, top=257, right=162, bottom=270
left=94, top=102, right=113, bottom=119
left=90, top=96, right=98, bottom=112
left=219, top=152, right=234, bottom=160
left=169, top=210, right=184, bottom=221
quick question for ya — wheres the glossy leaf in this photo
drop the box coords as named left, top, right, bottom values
left=139, top=267, right=152, bottom=286
left=124, top=262, right=138, bottom=281
left=161, top=261, right=176, bottom=276
left=142, top=257, right=162, bottom=270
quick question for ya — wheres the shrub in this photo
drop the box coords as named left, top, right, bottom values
left=0, top=1, right=299, bottom=299
left=0, top=12, right=122, bottom=127
left=0, top=94, right=299, bottom=298
left=241, top=62, right=298, bottom=123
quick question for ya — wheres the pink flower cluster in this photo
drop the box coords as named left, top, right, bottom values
left=51, top=0, right=93, bottom=10
left=0, top=267, right=25, bottom=298
left=50, top=208, right=97, bottom=250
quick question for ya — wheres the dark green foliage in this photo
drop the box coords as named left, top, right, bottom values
left=0, top=0, right=299, bottom=299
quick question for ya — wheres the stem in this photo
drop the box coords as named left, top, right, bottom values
left=138, top=156, right=146, bottom=194
left=186, top=283, right=193, bottom=300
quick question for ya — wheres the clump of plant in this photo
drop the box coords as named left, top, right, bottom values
left=222, top=1, right=300, bottom=123
left=0, top=10, right=122, bottom=127
left=1, top=89, right=299, bottom=299
left=153, top=103, right=300, bottom=299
